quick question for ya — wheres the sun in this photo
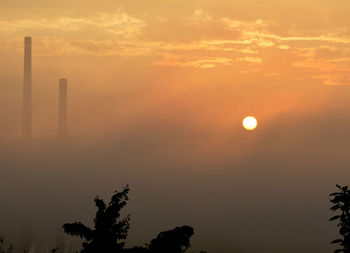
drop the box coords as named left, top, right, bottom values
left=242, top=116, right=258, bottom=131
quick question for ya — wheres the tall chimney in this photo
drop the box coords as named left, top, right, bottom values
left=22, top=36, right=32, bottom=139
left=58, top=78, right=68, bottom=138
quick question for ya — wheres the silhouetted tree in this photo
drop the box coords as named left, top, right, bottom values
left=51, top=247, right=62, bottom=253
left=330, top=184, right=350, bottom=252
left=148, top=226, right=194, bottom=253
left=0, top=236, right=14, bottom=253
left=63, top=186, right=199, bottom=253
left=126, top=226, right=194, bottom=253
left=63, top=185, right=130, bottom=253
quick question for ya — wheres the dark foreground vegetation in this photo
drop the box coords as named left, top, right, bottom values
left=329, top=185, right=350, bottom=253
left=63, top=185, right=201, bottom=253
left=1, top=184, right=350, bottom=253
left=0, top=236, right=14, bottom=253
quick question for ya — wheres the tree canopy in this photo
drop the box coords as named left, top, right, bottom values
left=330, top=184, right=350, bottom=253
left=63, top=186, right=130, bottom=253
left=63, top=186, right=196, bottom=253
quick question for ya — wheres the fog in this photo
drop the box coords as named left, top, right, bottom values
left=1, top=2, right=350, bottom=250
left=1, top=90, right=350, bottom=252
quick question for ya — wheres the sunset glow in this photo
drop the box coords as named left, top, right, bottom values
left=1, top=1, right=350, bottom=253
left=0, top=1, right=349, bottom=137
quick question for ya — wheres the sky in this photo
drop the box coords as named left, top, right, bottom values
left=1, top=0, right=350, bottom=252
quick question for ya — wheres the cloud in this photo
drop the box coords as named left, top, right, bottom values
left=184, top=9, right=213, bottom=25
left=153, top=53, right=233, bottom=68
left=0, top=11, right=145, bottom=39
left=237, top=56, right=263, bottom=63
left=311, top=74, right=350, bottom=86
left=290, top=45, right=350, bottom=85
left=1, top=8, right=350, bottom=83
left=279, top=45, right=290, bottom=50
left=221, top=18, right=269, bottom=31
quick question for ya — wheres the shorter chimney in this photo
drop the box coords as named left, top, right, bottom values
left=58, top=78, right=68, bottom=138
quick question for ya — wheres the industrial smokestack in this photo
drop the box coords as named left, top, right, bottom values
left=22, top=36, right=32, bottom=139
left=58, top=78, right=68, bottom=138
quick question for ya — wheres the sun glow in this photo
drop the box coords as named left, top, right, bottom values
left=242, top=116, right=258, bottom=131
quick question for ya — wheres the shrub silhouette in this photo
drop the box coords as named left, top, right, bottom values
left=0, top=236, right=14, bottom=253
left=330, top=184, right=350, bottom=252
left=126, top=226, right=194, bottom=253
left=147, top=225, right=194, bottom=253
left=63, top=185, right=130, bottom=253
left=63, top=186, right=196, bottom=253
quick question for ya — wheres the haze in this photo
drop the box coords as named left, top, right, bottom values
left=1, top=0, right=350, bottom=252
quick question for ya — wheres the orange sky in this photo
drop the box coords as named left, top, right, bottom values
left=0, top=0, right=350, bottom=159
left=1, top=1, right=350, bottom=252
left=0, top=0, right=350, bottom=136
left=1, top=0, right=350, bottom=140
